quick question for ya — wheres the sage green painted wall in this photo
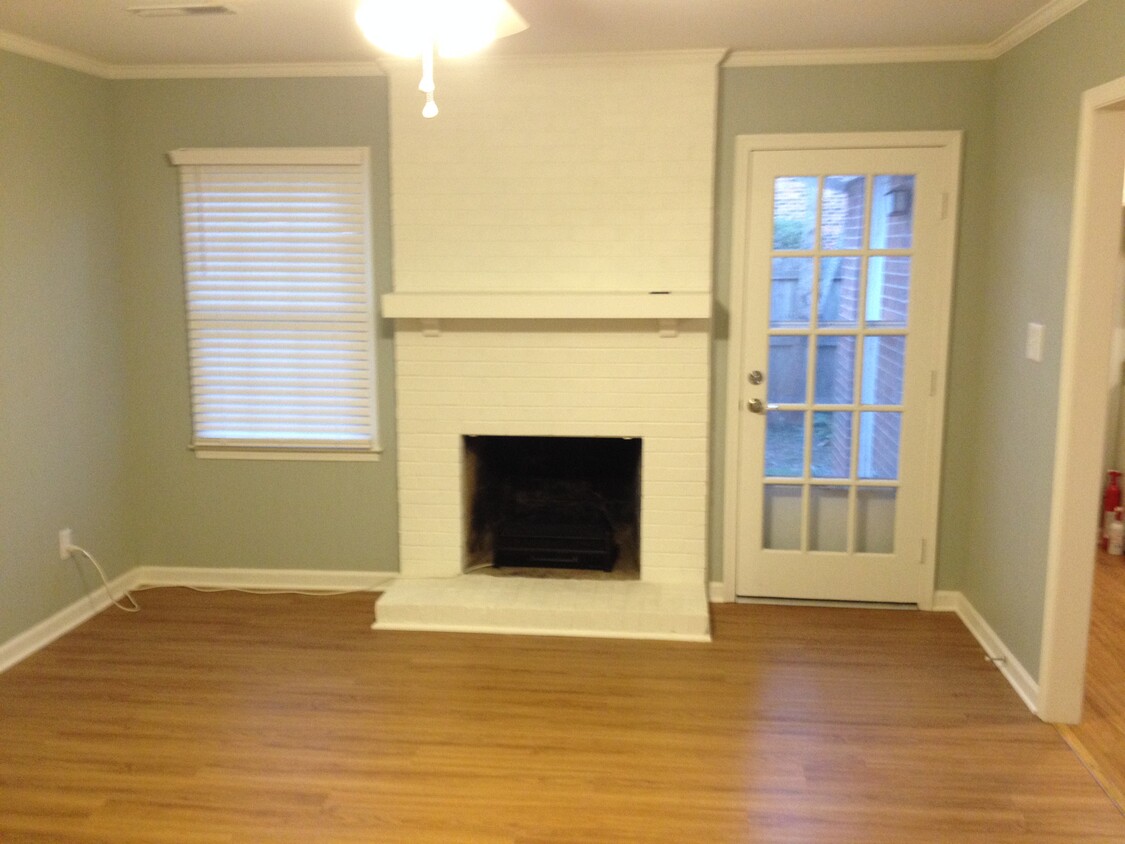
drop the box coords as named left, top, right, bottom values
left=112, top=77, right=400, bottom=573
left=711, top=61, right=996, bottom=594
left=0, top=52, right=130, bottom=641
left=959, top=0, right=1125, bottom=677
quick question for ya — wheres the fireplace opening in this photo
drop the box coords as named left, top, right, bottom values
left=463, top=435, right=641, bottom=578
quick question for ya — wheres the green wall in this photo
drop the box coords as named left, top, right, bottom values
left=957, top=0, right=1125, bottom=677
left=112, top=77, right=400, bottom=574
left=0, top=52, right=130, bottom=641
left=711, top=61, right=997, bottom=592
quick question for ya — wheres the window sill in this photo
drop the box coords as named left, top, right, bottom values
left=192, top=447, right=382, bottom=463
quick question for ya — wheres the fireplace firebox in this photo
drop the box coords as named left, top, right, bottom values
left=463, top=435, right=641, bottom=575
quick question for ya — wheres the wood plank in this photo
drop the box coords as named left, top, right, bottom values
left=0, top=588, right=1121, bottom=843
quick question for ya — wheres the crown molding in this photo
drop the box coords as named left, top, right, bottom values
left=0, top=0, right=1095, bottom=80
left=988, top=0, right=1090, bottom=57
left=0, top=30, right=113, bottom=77
left=722, top=43, right=992, bottom=67
left=105, top=60, right=385, bottom=79
left=723, top=0, right=1090, bottom=67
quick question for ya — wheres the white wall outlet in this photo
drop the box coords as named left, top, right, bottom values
left=1026, top=322, right=1045, bottom=362
left=58, top=528, right=73, bottom=560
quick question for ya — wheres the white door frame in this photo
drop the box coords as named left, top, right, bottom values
left=721, top=131, right=963, bottom=607
left=1038, top=75, right=1125, bottom=724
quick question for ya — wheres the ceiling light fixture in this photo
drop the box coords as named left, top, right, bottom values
left=355, top=0, right=527, bottom=119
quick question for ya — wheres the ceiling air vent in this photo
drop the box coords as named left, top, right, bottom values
left=126, top=2, right=237, bottom=17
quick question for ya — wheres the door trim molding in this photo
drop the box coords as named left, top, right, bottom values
left=1038, top=74, right=1125, bottom=724
left=720, top=131, right=963, bottom=606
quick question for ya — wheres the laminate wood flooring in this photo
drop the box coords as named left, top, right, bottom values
left=1060, top=549, right=1125, bottom=812
left=1, top=588, right=1122, bottom=843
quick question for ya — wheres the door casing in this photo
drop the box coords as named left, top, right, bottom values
left=720, top=131, right=963, bottom=608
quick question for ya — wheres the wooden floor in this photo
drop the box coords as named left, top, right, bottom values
left=1060, top=549, right=1125, bottom=812
left=1, top=589, right=1123, bottom=843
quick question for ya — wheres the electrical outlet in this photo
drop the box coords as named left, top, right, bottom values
left=58, top=528, right=73, bottom=560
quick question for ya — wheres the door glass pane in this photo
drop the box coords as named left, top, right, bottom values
left=858, top=412, right=901, bottom=480
left=768, top=336, right=807, bottom=404
left=763, top=485, right=803, bottom=550
left=856, top=487, right=896, bottom=553
left=765, top=411, right=805, bottom=478
left=811, top=411, right=851, bottom=479
left=773, top=177, right=818, bottom=250
left=814, top=335, right=855, bottom=404
left=870, top=175, right=915, bottom=249
left=866, top=256, right=911, bottom=328
left=821, top=176, right=866, bottom=250
left=817, top=257, right=861, bottom=327
left=861, top=336, right=906, bottom=405
left=810, top=486, right=848, bottom=551
left=771, top=258, right=813, bottom=327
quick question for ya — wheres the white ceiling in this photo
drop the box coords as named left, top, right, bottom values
left=0, top=0, right=1086, bottom=73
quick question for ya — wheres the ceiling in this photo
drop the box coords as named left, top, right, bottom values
left=0, top=0, right=1086, bottom=73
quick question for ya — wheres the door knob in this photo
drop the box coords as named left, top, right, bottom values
left=747, top=398, right=764, bottom=413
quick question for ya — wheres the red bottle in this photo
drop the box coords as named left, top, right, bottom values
left=1102, top=470, right=1122, bottom=549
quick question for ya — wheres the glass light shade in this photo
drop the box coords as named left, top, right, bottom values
left=355, top=0, right=527, bottom=58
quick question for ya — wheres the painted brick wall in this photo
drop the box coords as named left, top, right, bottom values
left=384, top=52, right=719, bottom=588
left=393, top=320, right=710, bottom=583
left=385, top=53, right=720, bottom=294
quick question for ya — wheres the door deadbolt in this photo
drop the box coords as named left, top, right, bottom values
left=748, top=370, right=763, bottom=385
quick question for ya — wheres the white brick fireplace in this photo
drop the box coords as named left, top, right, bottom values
left=373, top=51, right=721, bottom=640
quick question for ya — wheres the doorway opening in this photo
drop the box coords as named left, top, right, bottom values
left=1040, top=75, right=1125, bottom=725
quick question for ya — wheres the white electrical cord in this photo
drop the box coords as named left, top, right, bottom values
left=66, top=545, right=141, bottom=613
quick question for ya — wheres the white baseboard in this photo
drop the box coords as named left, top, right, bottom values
left=132, top=566, right=396, bottom=593
left=933, top=589, right=1039, bottom=716
left=0, top=568, right=140, bottom=675
left=0, top=567, right=397, bottom=676
left=708, top=581, right=730, bottom=603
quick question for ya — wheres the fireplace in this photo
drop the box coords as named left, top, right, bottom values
left=371, top=51, right=718, bottom=639
left=371, top=308, right=712, bottom=640
left=463, top=435, right=641, bottom=576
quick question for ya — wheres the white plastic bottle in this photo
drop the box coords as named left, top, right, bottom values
left=1109, top=508, right=1125, bottom=556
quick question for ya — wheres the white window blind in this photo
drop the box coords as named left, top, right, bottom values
left=169, top=148, right=378, bottom=453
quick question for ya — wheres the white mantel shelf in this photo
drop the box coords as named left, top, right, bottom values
left=380, top=292, right=712, bottom=321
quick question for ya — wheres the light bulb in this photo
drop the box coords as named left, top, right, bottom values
left=355, top=0, right=528, bottom=120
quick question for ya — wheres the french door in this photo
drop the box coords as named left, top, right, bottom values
left=730, top=135, right=960, bottom=604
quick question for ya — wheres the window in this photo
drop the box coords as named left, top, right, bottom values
left=169, top=148, right=378, bottom=457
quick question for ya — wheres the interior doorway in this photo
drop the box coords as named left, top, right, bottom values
left=1039, top=75, right=1125, bottom=724
left=1052, top=189, right=1125, bottom=806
